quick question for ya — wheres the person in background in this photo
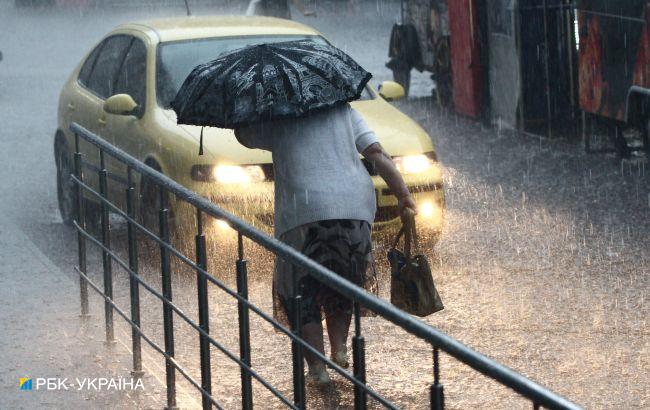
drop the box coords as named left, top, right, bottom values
left=246, top=0, right=316, bottom=19
left=235, top=103, right=416, bottom=385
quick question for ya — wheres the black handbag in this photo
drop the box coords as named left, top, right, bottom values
left=387, top=216, right=444, bottom=316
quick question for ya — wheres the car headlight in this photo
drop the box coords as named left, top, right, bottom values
left=214, top=165, right=265, bottom=184
left=191, top=164, right=267, bottom=183
left=393, top=153, right=437, bottom=174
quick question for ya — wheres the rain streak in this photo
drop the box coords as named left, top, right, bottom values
left=0, top=1, right=647, bottom=409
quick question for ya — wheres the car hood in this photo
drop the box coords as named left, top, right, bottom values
left=164, top=109, right=272, bottom=165
left=164, top=98, right=434, bottom=165
left=350, top=99, right=434, bottom=156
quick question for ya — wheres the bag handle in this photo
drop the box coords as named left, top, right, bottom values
left=410, top=213, right=419, bottom=252
left=390, top=227, right=402, bottom=250
left=390, top=213, right=418, bottom=259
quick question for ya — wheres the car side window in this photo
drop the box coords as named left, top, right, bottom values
left=114, top=38, right=147, bottom=108
left=78, top=42, right=103, bottom=87
left=85, top=35, right=132, bottom=99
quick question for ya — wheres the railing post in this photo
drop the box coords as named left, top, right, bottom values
left=99, top=150, right=114, bottom=344
left=290, top=266, right=306, bottom=409
left=236, top=232, right=253, bottom=410
left=126, top=167, right=143, bottom=377
left=430, top=346, right=444, bottom=410
left=73, top=133, right=89, bottom=319
left=195, top=210, right=212, bottom=410
left=352, top=301, right=367, bottom=410
left=159, top=188, right=177, bottom=410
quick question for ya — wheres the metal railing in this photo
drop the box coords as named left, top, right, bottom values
left=69, top=121, right=581, bottom=410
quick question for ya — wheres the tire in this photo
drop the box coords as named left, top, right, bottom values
left=55, top=136, right=101, bottom=229
left=55, top=137, right=76, bottom=226
left=391, top=66, right=411, bottom=97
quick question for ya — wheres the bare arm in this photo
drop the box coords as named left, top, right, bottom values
left=362, top=142, right=417, bottom=219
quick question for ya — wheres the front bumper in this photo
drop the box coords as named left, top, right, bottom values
left=193, top=169, right=445, bottom=237
left=372, top=176, right=445, bottom=235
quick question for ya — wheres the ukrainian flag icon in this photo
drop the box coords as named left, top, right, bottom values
left=19, top=378, right=32, bottom=391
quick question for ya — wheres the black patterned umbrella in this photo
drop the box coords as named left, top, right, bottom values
left=170, top=39, right=372, bottom=130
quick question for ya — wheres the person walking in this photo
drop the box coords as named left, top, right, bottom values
left=171, top=39, right=405, bottom=384
left=235, top=104, right=417, bottom=384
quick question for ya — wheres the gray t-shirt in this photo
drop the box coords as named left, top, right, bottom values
left=236, top=104, right=378, bottom=237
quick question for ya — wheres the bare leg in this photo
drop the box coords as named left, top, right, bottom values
left=326, top=311, right=352, bottom=360
left=302, top=320, right=331, bottom=384
left=302, top=320, right=325, bottom=369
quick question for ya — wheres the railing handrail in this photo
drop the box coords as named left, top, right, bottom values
left=70, top=121, right=581, bottom=410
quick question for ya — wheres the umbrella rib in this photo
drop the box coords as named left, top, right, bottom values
left=276, top=55, right=305, bottom=102
left=193, top=65, right=229, bottom=112
left=192, top=59, right=245, bottom=127
left=296, top=47, right=358, bottom=89
left=277, top=52, right=343, bottom=100
left=176, top=64, right=220, bottom=118
left=298, top=58, right=348, bottom=92
left=302, top=51, right=371, bottom=97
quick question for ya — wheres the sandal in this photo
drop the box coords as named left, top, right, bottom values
left=307, top=366, right=331, bottom=386
left=331, top=349, right=349, bottom=369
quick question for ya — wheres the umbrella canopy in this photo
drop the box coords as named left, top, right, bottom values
left=171, top=39, right=372, bottom=129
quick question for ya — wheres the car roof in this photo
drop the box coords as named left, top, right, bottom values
left=118, top=15, right=320, bottom=43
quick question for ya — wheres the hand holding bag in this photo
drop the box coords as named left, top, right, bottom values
left=387, top=216, right=444, bottom=316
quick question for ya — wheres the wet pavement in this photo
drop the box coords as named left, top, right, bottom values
left=0, top=213, right=167, bottom=409
left=0, top=1, right=648, bottom=409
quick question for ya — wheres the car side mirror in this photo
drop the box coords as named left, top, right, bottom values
left=104, top=94, right=139, bottom=116
left=378, top=81, right=405, bottom=101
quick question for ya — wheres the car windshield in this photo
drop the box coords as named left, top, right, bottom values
left=156, top=34, right=372, bottom=108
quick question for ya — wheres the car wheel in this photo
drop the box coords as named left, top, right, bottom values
left=55, top=137, right=76, bottom=226
left=55, top=135, right=102, bottom=230
left=391, top=66, right=411, bottom=97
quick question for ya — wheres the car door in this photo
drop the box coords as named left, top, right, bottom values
left=64, top=40, right=105, bottom=193
left=103, top=35, right=149, bottom=208
left=76, top=34, right=133, bottom=202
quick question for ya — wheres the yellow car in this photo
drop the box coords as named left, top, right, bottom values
left=55, top=16, right=444, bottom=238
